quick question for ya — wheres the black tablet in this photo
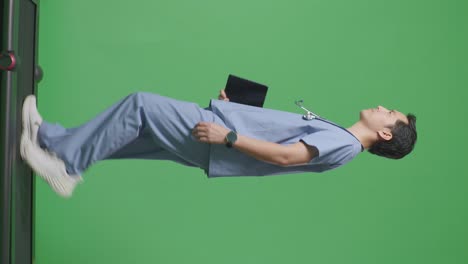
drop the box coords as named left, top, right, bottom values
left=224, top=74, right=268, bottom=107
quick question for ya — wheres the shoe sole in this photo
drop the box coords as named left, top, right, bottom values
left=20, top=95, right=33, bottom=162
left=21, top=95, right=33, bottom=144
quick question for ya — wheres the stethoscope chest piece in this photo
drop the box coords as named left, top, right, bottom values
left=303, top=112, right=316, bottom=120
left=295, top=100, right=320, bottom=121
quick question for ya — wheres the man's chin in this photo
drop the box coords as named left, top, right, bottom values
left=360, top=110, right=370, bottom=121
left=360, top=110, right=366, bottom=118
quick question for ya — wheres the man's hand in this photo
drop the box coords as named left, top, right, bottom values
left=192, top=122, right=230, bottom=145
left=218, top=89, right=230, bottom=102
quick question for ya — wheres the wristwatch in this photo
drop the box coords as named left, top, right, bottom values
left=225, top=130, right=238, bottom=148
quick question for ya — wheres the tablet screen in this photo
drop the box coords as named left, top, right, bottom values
left=224, top=74, right=268, bottom=107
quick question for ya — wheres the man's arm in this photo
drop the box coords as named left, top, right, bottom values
left=193, top=106, right=317, bottom=166
left=232, top=135, right=317, bottom=167
left=283, top=141, right=318, bottom=166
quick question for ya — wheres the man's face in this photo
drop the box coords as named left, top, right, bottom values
left=360, top=106, right=409, bottom=139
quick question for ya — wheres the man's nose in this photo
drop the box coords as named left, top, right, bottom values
left=377, top=106, right=387, bottom=111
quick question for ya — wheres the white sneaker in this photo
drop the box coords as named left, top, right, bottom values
left=22, top=94, right=43, bottom=146
left=20, top=135, right=83, bottom=198
left=20, top=95, right=83, bottom=198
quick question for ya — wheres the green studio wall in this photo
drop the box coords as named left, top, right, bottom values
left=35, top=0, right=467, bottom=263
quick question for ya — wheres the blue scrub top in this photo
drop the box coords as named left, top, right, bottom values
left=206, top=99, right=364, bottom=177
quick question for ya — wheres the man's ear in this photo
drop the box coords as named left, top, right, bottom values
left=377, top=130, right=393, bottom=141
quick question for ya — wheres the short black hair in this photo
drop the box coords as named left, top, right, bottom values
left=368, top=114, right=417, bottom=159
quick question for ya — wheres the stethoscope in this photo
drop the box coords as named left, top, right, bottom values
left=295, top=100, right=321, bottom=120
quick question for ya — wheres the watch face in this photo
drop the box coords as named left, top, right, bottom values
left=227, top=131, right=237, bottom=142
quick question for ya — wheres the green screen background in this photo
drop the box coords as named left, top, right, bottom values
left=35, top=0, right=467, bottom=263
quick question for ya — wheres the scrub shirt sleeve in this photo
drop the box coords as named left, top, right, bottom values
left=299, top=130, right=354, bottom=166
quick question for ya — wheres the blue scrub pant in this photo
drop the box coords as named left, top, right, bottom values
left=37, top=92, right=216, bottom=176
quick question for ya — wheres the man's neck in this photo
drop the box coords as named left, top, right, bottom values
left=346, top=121, right=376, bottom=150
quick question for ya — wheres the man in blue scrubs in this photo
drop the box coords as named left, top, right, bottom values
left=20, top=90, right=417, bottom=198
